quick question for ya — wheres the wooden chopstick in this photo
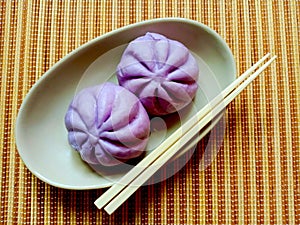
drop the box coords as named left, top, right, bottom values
left=94, top=53, right=271, bottom=210
left=103, top=55, right=277, bottom=214
left=95, top=53, right=276, bottom=213
left=94, top=53, right=271, bottom=209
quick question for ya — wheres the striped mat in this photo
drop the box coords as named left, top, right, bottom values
left=1, top=0, right=299, bottom=224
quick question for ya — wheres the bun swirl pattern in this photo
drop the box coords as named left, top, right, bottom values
left=117, top=32, right=199, bottom=115
left=65, top=82, right=150, bottom=166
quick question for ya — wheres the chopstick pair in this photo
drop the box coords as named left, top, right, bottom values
left=94, top=53, right=277, bottom=214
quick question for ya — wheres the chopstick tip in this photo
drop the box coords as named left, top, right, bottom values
left=94, top=199, right=104, bottom=210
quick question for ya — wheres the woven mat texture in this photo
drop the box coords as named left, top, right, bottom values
left=1, top=0, right=299, bottom=224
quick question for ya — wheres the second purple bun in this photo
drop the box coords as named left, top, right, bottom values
left=65, top=82, right=150, bottom=167
left=117, top=32, right=199, bottom=115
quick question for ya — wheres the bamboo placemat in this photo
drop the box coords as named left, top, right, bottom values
left=1, top=0, right=299, bottom=224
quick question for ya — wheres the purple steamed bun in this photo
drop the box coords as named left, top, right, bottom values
left=117, top=32, right=199, bottom=115
left=65, top=82, right=150, bottom=166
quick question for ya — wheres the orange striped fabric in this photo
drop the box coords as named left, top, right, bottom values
left=0, top=0, right=299, bottom=224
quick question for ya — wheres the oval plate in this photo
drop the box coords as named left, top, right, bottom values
left=16, top=18, right=236, bottom=190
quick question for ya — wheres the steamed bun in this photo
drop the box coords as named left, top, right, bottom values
left=117, top=32, right=199, bottom=115
left=65, top=82, right=150, bottom=166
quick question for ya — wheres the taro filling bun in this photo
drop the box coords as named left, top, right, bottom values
left=65, top=82, right=150, bottom=167
left=117, top=32, right=199, bottom=115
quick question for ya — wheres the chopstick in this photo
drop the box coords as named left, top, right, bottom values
left=95, top=53, right=271, bottom=209
left=95, top=53, right=276, bottom=214
left=95, top=53, right=271, bottom=210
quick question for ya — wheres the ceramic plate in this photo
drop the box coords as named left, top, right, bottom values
left=16, top=18, right=236, bottom=189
